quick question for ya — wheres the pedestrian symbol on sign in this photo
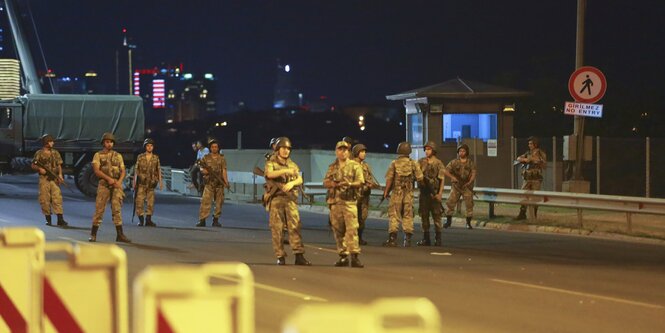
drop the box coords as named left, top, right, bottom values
left=580, top=75, right=593, bottom=96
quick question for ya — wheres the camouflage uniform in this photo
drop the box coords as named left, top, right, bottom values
left=445, top=158, right=477, bottom=217
left=520, top=148, right=546, bottom=191
left=135, top=152, right=161, bottom=216
left=418, top=155, right=446, bottom=232
left=198, top=153, right=227, bottom=221
left=265, top=154, right=305, bottom=258
left=32, top=148, right=64, bottom=215
left=92, top=150, right=125, bottom=226
left=385, top=156, right=423, bottom=234
left=325, top=158, right=365, bottom=255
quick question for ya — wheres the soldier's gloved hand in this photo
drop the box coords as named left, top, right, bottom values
left=39, top=168, right=46, bottom=175
left=383, top=192, right=390, bottom=200
left=464, top=182, right=473, bottom=189
left=435, top=193, right=443, bottom=202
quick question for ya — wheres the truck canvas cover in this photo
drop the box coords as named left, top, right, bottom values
left=21, top=94, right=144, bottom=143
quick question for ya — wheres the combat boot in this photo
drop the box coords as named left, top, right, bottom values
left=212, top=217, right=221, bottom=227
left=443, top=216, right=452, bottom=228
left=45, top=215, right=52, bottom=226
left=416, top=231, right=431, bottom=246
left=115, top=225, right=131, bottom=243
left=382, top=232, right=397, bottom=247
left=277, top=256, right=286, bottom=265
left=334, top=254, right=349, bottom=267
left=403, top=233, right=413, bottom=247
left=514, top=206, right=527, bottom=220
left=56, top=214, right=68, bottom=227
left=196, top=219, right=206, bottom=227
left=88, top=225, right=99, bottom=242
left=145, top=215, right=157, bottom=227
left=350, top=254, right=364, bottom=268
left=358, top=228, right=368, bottom=245
left=137, top=215, right=145, bottom=226
left=465, top=217, right=473, bottom=230
left=294, top=253, right=312, bottom=266
left=434, top=231, right=442, bottom=246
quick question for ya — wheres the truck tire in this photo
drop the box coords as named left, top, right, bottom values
left=76, top=162, right=98, bottom=198
left=10, top=157, right=33, bottom=173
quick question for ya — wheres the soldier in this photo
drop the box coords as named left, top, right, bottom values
left=31, top=134, right=68, bottom=227
left=89, top=132, right=131, bottom=243
left=196, top=138, right=229, bottom=227
left=417, top=141, right=446, bottom=246
left=514, top=136, right=547, bottom=220
left=133, top=138, right=163, bottom=227
left=324, top=141, right=365, bottom=267
left=265, top=137, right=289, bottom=244
left=352, top=143, right=379, bottom=245
left=264, top=137, right=311, bottom=265
left=382, top=142, right=423, bottom=247
left=443, top=144, right=477, bottom=230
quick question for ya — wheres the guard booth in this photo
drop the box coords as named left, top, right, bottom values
left=386, top=78, right=530, bottom=188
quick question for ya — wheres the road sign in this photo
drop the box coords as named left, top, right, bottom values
left=564, top=101, right=603, bottom=118
left=569, top=66, right=607, bottom=103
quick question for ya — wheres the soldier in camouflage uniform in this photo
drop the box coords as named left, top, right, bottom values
left=133, top=138, right=163, bottom=227
left=382, top=142, right=424, bottom=247
left=352, top=143, right=379, bottom=245
left=196, top=138, right=229, bottom=227
left=324, top=141, right=365, bottom=267
left=264, top=137, right=311, bottom=266
left=417, top=141, right=446, bottom=246
left=514, top=136, right=547, bottom=220
left=265, top=137, right=290, bottom=245
left=89, top=132, right=131, bottom=243
left=31, top=134, right=68, bottom=227
left=443, top=144, right=477, bottom=230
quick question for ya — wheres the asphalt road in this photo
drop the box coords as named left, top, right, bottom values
left=2, top=174, right=665, bottom=332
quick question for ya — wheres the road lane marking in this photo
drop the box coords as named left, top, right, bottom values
left=430, top=252, right=452, bottom=256
left=304, top=244, right=338, bottom=254
left=213, top=275, right=328, bottom=302
left=57, top=237, right=90, bottom=245
left=0, top=217, right=14, bottom=224
left=490, top=278, right=664, bottom=309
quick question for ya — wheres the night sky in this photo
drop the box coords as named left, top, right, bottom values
left=28, top=1, right=665, bottom=123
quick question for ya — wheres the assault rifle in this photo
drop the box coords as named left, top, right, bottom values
left=198, top=159, right=234, bottom=193
left=252, top=166, right=312, bottom=206
left=33, top=160, right=74, bottom=193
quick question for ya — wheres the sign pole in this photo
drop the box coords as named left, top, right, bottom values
left=573, top=0, right=586, bottom=181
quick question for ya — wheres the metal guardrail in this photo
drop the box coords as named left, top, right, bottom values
left=302, top=182, right=665, bottom=232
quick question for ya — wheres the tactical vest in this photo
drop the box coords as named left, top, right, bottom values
left=136, top=153, right=160, bottom=188
left=393, top=158, right=417, bottom=192
left=420, top=158, right=441, bottom=194
left=98, top=151, right=122, bottom=180
left=34, top=149, right=61, bottom=181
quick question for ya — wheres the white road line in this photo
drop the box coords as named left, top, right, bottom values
left=490, top=278, right=664, bottom=309
left=304, top=244, right=338, bottom=254
left=214, top=275, right=328, bottom=302
left=0, top=217, right=14, bottom=224
left=57, top=236, right=90, bottom=245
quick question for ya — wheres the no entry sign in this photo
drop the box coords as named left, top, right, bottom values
left=568, top=66, right=607, bottom=103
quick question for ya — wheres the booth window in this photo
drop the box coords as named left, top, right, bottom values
left=0, top=108, right=11, bottom=128
left=407, top=113, right=424, bottom=146
left=442, top=113, right=497, bottom=142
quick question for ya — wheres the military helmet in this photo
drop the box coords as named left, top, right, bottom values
left=457, top=143, right=470, bottom=153
left=143, top=138, right=155, bottom=147
left=101, top=132, right=115, bottom=143
left=424, top=141, right=437, bottom=153
left=40, top=134, right=54, bottom=145
left=335, top=141, right=350, bottom=150
left=341, top=136, right=354, bottom=146
left=396, top=141, right=412, bottom=155
left=269, top=137, right=278, bottom=149
left=352, top=143, right=367, bottom=157
left=208, top=138, right=219, bottom=147
left=275, top=137, right=292, bottom=149
left=527, top=136, right=540, bottom=147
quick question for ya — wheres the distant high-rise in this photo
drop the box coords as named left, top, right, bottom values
left=115, top=28, right=136, bottom=95
left=273, top=61, right=301, bottom=108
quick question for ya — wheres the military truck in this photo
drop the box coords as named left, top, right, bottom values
left=0, top=94, right=145, bottom=197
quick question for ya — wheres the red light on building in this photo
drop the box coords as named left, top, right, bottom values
left=152, top=79, right=165, bottom=108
